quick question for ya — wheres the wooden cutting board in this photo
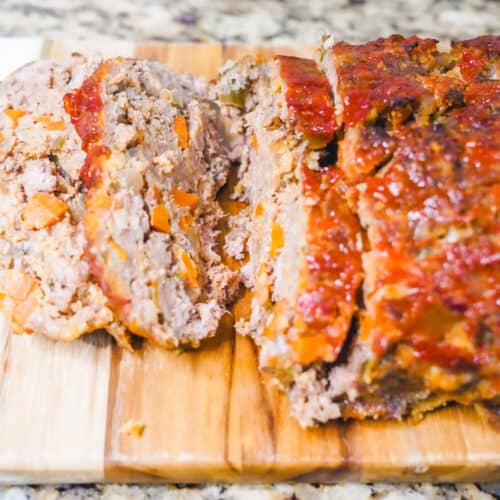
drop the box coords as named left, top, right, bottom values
left=0, top=40, right=499, bottom=485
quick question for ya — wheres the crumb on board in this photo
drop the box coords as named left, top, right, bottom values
left=121, top=420, right=145, bottom=437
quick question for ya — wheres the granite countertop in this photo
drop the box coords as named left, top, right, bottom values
left=0, top=0, right=498, bottom=43
left=0, top=1, right=499, bottom=499
left=2, top=483, right=500, bottom=500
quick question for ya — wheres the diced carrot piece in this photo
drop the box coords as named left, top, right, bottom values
left=270, top=223, right=284, bottom=257
left=179, top=249, right=199, bottom=288
left=291, top=333, right=335, bottom=365
left=0, top=132, right=4, bottom=142
left=150, top=204, right=171, bottom=233
left=1, top=270, right=37, bottom=301
left=179, top=214, right=194, bottom=232
left=5, top=109, right=26, bottom=127
left=22, top=192, right=68, bottom=230
left=252, top=134, right=258, bottom=152
left=173, top=115, right=189, bottom=149
left=34, top=115, right=66, bottom=131
left=12, top=290, right=38, bottom=332
left=254, top=202, right=264, bottom=217
left=109, top=238, right=128, bottom=261
left=172, top=188, right=198, bottom=209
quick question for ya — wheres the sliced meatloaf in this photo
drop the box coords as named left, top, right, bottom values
left=218, top=55, right=359, bottom=385
left=0, top=59, right=129, bottom=345
left=65, top=58, right=237, bottom=348
left=220, top=36, right=500, bottom=426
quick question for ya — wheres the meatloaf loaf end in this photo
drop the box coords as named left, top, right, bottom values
left=219, top=36, right=499, bottom=426
left=0, top=59, right=129, bottom=346
left=65, top=58, right=237, bottom=348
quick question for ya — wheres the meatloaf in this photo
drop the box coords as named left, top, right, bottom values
left=65, top=58, right=237, bottom=348
left=219, top=35, right=500, bottom=426
left=0, top=59, right=129, bottom=346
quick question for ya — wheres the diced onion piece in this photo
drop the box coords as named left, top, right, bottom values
left=109, top=238, right=128, bottom=261
left=255, top=264, right=270, bottom=306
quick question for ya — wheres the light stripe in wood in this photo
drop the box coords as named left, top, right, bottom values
left=0, top=317, right=111, bottom=483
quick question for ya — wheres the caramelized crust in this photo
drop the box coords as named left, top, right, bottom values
left=223, top=36, right=499, bottom=425
left=293, top=165, right=363, bottom=364
left=325, top=35, right=499, bottom=420
left=359, top=70, right=500, bottom=388
left=451, top=35, right=500, bottom=82
left=275, top=56, right=363, bottom=365
left=329, top=35, right=441, bottom=128
left=276, top=55, right=338, bottom=148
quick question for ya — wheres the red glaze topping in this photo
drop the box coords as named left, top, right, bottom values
left=338, top=125, right=397, bottom=183
left=276, top=55, right=337, bottom=148
left=64, top=65, right=109, bottom=188
left=64, top=67, right=106, bottom=151
left=270, top=56, right=362, bottom=364
left=330, top=35, right=441, bottom=127
left=80, top=144, right=110, bottom=188
left=295, top=36, right=500, bottom=410
left=452, top=35, right=500, bottom=82
left=359, top=79, right=500, bottom=373
left=292, top=166, right=363, bottom=364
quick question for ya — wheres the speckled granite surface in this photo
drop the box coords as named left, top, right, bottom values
left=0, top=0, right=499, bottom=43
left=1, top=483, right=500, bottom=500
left=0, top=0, right=499, bottom=498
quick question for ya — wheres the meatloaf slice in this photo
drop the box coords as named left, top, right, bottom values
left=65, top=58, right=237, bottom=348
left=221, top=36, right=500, bottom=427
left=217, top=55, right=362, bottom=384
left=0, top=60, right=129, bottom=345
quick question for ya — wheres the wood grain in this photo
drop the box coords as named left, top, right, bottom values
left=0, top=40, right=498, bottom=484
left=0, top=318, right=111, bottom=483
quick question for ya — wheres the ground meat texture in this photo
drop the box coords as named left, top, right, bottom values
left=0, top=60, right=129, bottom=346
left=222, top=36, right=500, bottom=427
left=65, top=58, right=236, bottom=348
